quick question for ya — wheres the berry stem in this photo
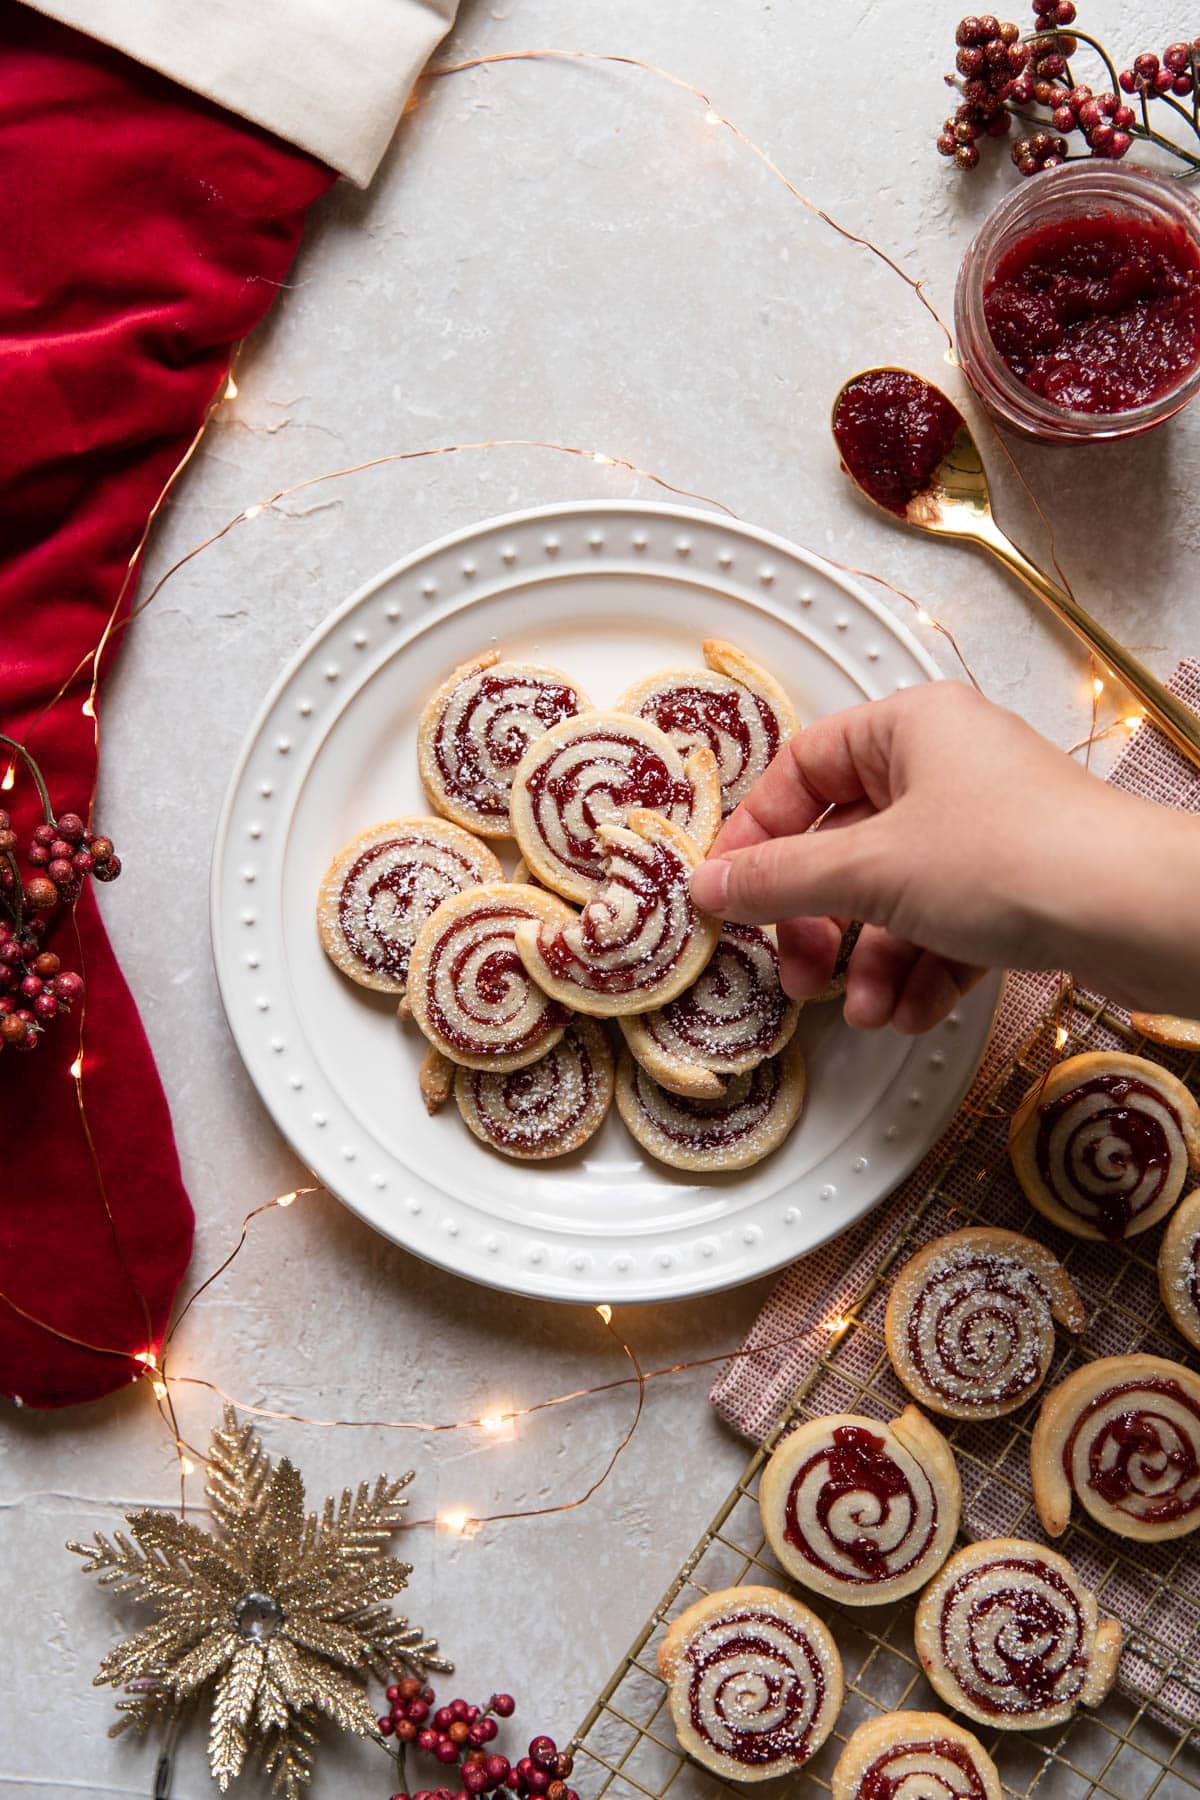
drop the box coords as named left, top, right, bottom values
left=1, top=848, right=23, bottom=934
left=0, top=733, right=54, bottom=824
left=1062, top=28, right=1121, bottom=104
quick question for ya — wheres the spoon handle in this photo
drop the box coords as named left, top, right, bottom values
left=978, top=521, right=1200, bottom=772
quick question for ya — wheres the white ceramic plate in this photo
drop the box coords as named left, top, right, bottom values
left=212, top=502, right=998, bottom=1304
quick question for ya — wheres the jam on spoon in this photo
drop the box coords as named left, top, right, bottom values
left=831, top=369, right=965, bottom=517
left=983, top=211, right=1200, bottom=414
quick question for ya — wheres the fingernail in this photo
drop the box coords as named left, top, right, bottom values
left=691, top=858, right=729, bottom=911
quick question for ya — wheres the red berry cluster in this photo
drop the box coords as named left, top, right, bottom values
left=1120, top=43, right=1200, bottom=100
left=939, top=6, right=1200, bottom=180
left=0, top=806, right=120, bottom=1056
left=938, top=16, right=1031, bottom=169
left=379, top=1682, right=578, bottom=1800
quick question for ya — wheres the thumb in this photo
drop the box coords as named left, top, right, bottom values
left=691, top=815, right=899, bottom=926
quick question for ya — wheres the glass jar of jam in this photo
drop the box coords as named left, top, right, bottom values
left=955, top=163, right=1200, bottom=443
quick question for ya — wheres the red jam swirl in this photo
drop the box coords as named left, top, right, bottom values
left=425, top=904, right=566, bottom=1054
left=338, top=836, right=477, bottom=982
left=648, top=923, right=785, bottom=1061
left=983, top=212, right=1200, bottom=413
left=524, top=731, right=693, bottom=879
left=938, top=1557, right=1085, bottom=1715
left=684, top=1608, right=826, bottom=1766
left=783, top=1425, right=937, bottom=1583
left=833, top=371, right=965, bottom=516
left=536, top=844, right=692, bottom=996
left=1034, top=1073, right=1179, bottom=1238
left=642, top=1057, right=783, bottom=1150
left=645, top=686, right=779, bottom=786
left=462, top=1039, right=598, bottom=1152
left=905, top=1253, right=1050, bottom=1407
left=1064, top=1375, right=1200, bottom=1524
left=856, top=1739, right=990, bottom=1800
left=434, top=672, right=581, bottom=820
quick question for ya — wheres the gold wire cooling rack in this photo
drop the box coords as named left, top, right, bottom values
left=571, top=994, right=1200, bottom=1800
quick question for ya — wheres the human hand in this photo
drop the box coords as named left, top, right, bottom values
left=690, top=682, right=1200, bottom=1033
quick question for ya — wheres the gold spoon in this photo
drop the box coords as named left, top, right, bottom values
left=832, top=366, right=1200, bottom=772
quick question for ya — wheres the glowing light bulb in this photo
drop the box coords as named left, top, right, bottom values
left=595, top=1303, right=613, bottom=1325
left=152, top=1379, right=168, bottom=1399
left=243, top=503, right=264, bottom=522
left=81, top=695, right=96, bottom=720
left=480, top=1413, right=507, bottom=1433
left=134, top=1349, right=158, bottom=1369
left=438, top=1509, right=470, bottom=1535
left=1055, top=1025, right=1069, bottom=1050
left=179, top=1454, right=195, bottom=1476
left=592, top=452, right=614, bottom=466
left=69, top=1055, right=83, bottom=1080
left=704, top=107, right=721, bottom=125
left=1, top=765, right=13, bottom=791
left=225, top=374, right=239, bottom=401
left=916, top=609, right=932, bottom=626
left=1092, top=677, right=1105, bottom=697
left=276, top=1190, right=298, bottom=1208
left=1124, top=715, right=1142, bottom=731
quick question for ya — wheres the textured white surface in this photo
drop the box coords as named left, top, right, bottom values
left=2, top=0, right=1197, bottom=1794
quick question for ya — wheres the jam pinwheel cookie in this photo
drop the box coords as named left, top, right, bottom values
left=1131, top=1010, right=1200, bottom=1051
left=1159, top=1188, right=1200, bottom=1352
left=418, top=650, right=588, bottom=838
left=514, top=811, right=719, bottom=1018
left=407, top=881, right=573, bottom=1071
left=618, top=922, right=800, bottom=1099
left=616, top=640, right=796, bottom=819
left=759, top=1405, right=960, bottom=1606
left=831, top=1713, right=1002, bottom=1800
left=317, top=818, right=503, bottom=998
left=914, top=1538, right=1121, bottom=1730
left=885, top=1227, right=1086, bottom=1422
left=809, top=922, right=863, bottom=1004
left=658, top=1585, right=842, bottom=1782
left=1031, top=1353, right=1200, bottom=1542
left=616, top=1038, right=805, bottom=1173
left=1009, top=1051, right=1200, bottom=1241
left=454, top=1020, right=614, bottom=1161
left=510, top=710, right=720, bottom=903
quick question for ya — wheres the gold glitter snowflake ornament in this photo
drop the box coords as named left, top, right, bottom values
left=69, top=1406, right=448, bottom=1796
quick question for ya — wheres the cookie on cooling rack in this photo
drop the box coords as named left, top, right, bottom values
left=418, top=649, right=588, bottom=838
left=658, top=1585, right=842, bottom=1781
left=831, top=1713, right=1002, bottom=1800
left=1009, top=1050, right=1200, bottom=1240
left=1159, top=1187, right=1200, bottom=1353
left=914, top=1538, right=1121, bottom=1730
left=1031, top=1353, right=1200, bottom=1542
left=317, top=817, right=503, bottom=999
left=616, top=639, right=796, bottom=819
left=759, top=1404, right=960, bottom=1605
left=884, top=1227, right=1086, bottom=1421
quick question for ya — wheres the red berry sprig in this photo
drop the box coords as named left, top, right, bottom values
left=0, top=767, right=121, bottom=1059
left=938, top=6, right=1200, bottom=179
left=379, top=1682, right=578, bottom=1800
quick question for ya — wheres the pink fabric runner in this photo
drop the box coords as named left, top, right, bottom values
left=711, top=659, right=1200, bottom=1725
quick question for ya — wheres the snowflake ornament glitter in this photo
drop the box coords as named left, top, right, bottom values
left=69, top=1406, right=449, bottom=1797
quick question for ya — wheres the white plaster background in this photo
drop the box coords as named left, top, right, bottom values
left=2, top=0, right=1198, bottom=1795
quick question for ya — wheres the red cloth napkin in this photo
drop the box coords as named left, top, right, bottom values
left=710, top=660, right=1200, bottom=1724
left=0, top=6, right=335, bottom=1406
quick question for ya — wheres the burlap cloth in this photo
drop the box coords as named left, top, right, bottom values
left=710, top=659, right=1200, bottom=1727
